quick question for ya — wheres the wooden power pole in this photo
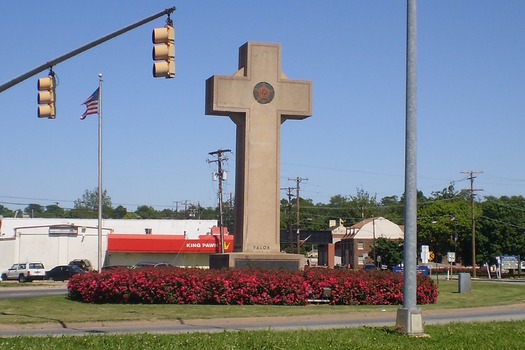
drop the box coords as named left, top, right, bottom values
left=461, top=170, right=483, bottom=278
left=289, top=177, right=307, bottom=254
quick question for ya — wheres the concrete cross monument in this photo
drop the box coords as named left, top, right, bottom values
left=206, top=42, right=312, bottom=269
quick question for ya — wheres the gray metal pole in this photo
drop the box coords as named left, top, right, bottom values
left=97, top=74, right=103, bottom=272
left=396, top=0, right=424, bottom=335
left=0, top=6, right=176, bottom=93
left=404, top=0, right=418, bottom=310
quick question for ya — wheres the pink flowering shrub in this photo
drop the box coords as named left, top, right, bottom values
left=68, top=267, right=438, bottom=305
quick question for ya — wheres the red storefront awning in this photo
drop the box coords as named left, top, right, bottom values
left=107, top=234, right=234, bottom=254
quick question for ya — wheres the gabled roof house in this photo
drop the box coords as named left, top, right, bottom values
left=317, top=217, right=404, bottom=268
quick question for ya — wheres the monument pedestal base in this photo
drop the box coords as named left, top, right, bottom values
left=395, top=308, right=426, bottom=336
left=209, top=253, right=305, bottom=270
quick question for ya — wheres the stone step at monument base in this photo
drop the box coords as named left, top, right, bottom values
left=209, top=253, right=306, bottom=270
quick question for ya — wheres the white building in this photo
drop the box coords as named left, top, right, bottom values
left=0, top=217, right=231, bottom=273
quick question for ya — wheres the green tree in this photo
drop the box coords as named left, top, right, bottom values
left=112, top=205, right=128, bottom=219
left=24, top=203, right=44, bottom=217
left=280, top=198, right=293, bottom=232
left=328, top=194, right=349, bottom=209
left=72, top=188, right=113, bottom=218
left=429, top=182, right=465, bottom=201
left=74, top=188, right=112, bottom=211
left=317, top=189, right=381, bottom=227
left=160, top=208, right=175, bottom=219
left=379, top=195, right=404, bottom=224
left=370, top=237, right=404, bottom=268
left=45, top=204, right=65, bottom=218
left=477, top=196, right=525, bottom=264
left=0, top=205, right=15, bottom=217
left=135, top=205, right=161, bottom=219
left=348, top=188, right=378, bottom=220
left=124, top=212, right=141, bottom=219
left=417, top=185, right=471, bottom=264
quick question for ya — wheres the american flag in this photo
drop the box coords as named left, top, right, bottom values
left=80, top=88, right=100, bottom=120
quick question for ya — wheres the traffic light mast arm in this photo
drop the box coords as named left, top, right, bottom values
left=0, top=6, right=176, bottom=94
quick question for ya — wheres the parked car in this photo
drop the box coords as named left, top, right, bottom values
left=68, top=259, right=94, bottom=272
left=101, top=265, right=130, bottom=272
left=1, top=262, right=46, bottom=283
left=45, top=265, right=86, bottom=281
left=363, top=264, right=379, bottom=271
left=131, top=262, right=173, bottom=269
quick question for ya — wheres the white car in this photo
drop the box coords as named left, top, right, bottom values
left=1, top=262, right=46, bottom=283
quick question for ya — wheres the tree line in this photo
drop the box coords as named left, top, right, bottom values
left=281, top=184, right=525, bottom=267
left=0, top=189, right=219, bottom=221
left=1, top=184, right=524, bottom=267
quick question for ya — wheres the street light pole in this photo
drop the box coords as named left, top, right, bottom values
left=396, top=0, right=424, bottom=336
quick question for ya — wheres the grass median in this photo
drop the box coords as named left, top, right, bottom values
left=0, top=279, right=524, bottom=325
left=1, top=321, right=525, bottom=349
left=1, top=279, right=524, bottom=349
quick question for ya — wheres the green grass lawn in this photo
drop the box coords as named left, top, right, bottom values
left=0, top=280, right=524, bottom=325
left=1, top=321, right=525, bottom=349
left=1, top=279, right=524, bottom=349
left=4, top=280, right=525, bottom=324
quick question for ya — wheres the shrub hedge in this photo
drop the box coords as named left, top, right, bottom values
left=67, top=267, right=438, bottom=305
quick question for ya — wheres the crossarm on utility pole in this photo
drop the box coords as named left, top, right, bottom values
left=0, top=6, right=176, bottom=93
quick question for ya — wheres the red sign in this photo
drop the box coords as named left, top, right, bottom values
left=107, top=234, right=234, bottom=254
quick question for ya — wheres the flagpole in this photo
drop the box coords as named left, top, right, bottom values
left=97, top=73, right=103, bottom=272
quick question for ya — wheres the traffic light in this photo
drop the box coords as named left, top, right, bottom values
left=37, top=74, right=56, bottom=119
left=152, top=24, right=175, bottom=78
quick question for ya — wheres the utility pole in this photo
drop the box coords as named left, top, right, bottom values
left=289, top=177, right=307, bottom=254
left=461, top=170, right=483, bottom=278
left=372, top=217, right=376, bottom=265
left=208, top=149, right=231, bottom=253
left=173, top=200, right=188, bottom=212
left=281, top=187, right=296, bottom=253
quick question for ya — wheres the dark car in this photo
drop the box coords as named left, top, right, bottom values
left=45, top=265, right=86, bottom=281
left=101, top=265, right=130, bottom=272
left=68, top=259, right=93, bottom=272
left=363, top=264, right=379, bottom=271
left=131, top=262, right=173, bottom=269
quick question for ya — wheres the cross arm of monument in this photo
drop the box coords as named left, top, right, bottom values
left=205, top=42, right=312, bottom=122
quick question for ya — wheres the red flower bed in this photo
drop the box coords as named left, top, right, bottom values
left=67, top=268, right=438, bottom=305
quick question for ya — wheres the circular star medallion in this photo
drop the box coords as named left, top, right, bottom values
left=253, top=82, right=275, bottom=104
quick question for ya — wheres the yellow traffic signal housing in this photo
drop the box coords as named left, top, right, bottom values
left=37, top=75, right=56, bottom=119
left=152, top=25, right=175, bottom=78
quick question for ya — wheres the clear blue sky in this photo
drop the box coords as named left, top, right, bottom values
left=1, top=1, right=524, bottom=212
